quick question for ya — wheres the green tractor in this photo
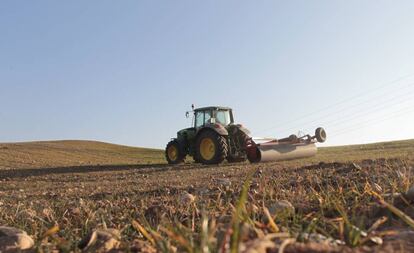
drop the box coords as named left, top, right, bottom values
left=165, top=106, right=252, bottom=165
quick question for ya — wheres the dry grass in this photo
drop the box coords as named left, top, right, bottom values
left=0, top=139, right=413, bottom=252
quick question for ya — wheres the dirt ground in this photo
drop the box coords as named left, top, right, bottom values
left=0, top=140, right=414, bottom=252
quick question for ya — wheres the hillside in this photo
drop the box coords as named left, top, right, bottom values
left=0, top=140, right=164, bottom=169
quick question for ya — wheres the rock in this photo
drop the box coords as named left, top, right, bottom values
left=196, top=187, right=210, bottom=195
left=406, top=185, right=414, bottom=201
left=42, top=207, right=54, bottom=218
left=299, top=233, right=345, bottom=246
left=69, top=207, right=81, bottom=216
left=381, top=230, right=414, bottom=252
left=370, top=236, right=383, bottom=245
left=180, top=192, right=196, bottom=205
left=0, top=226, right=34, bottom=251
left=284, top=241, right=341, bottom=253
left=216, top=178, right=231, bottom=187
left=80, top=228, right=121, bottom=252
left=268, top=200, right=295, bottom=218
left=131, top=239, right=157, bottom=253
left=239, top=237, right=276, bottom=253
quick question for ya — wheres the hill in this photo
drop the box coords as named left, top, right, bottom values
left=0, top=140, right=164, bottom=169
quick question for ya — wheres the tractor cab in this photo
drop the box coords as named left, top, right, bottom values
left=193, top=106, right=234, bottom=128
left=166, top=105, right=251, bottom=165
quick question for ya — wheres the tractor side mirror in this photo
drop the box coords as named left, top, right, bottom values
left=185, top=112, right=190, bottom=118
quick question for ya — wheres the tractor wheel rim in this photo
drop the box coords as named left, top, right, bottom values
left=200, top=138, right=215, bottom=161
left=168, top=146, right=178, bottom=161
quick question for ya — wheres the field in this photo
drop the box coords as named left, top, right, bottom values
left=0, top=139, right=414, bottom=252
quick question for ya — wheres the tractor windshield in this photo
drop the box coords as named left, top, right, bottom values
left=215, top=110, right=231, bottom=125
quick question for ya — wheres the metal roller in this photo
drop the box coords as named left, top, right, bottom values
left=247, top=127, right=326, bottom=163
left=257, top=142, right=317, bottom=162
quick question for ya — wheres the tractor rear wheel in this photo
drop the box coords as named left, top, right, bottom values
left=227, top=130, right=250, bottom=163
left=195, top=131, right=228, bottom=165
left=165, top=140, right=186, bottom=164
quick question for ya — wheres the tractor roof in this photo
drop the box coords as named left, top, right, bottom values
left=194, top=106, right=232, bottom=112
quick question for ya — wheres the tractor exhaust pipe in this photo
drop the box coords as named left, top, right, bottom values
left=247, top=127, right=326, bottom=163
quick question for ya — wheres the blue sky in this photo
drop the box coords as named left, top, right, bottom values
left=1, top=1, right=414, bottom=148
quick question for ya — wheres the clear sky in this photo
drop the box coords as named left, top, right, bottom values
left=1, top=1, right=414, bottom=148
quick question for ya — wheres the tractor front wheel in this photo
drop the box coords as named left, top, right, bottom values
left=165, top=140, right=186, bottom=164
left=195, top=131, right=228, bottom=165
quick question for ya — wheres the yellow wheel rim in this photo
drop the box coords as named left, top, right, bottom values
left=167, top=145, right=178, bottom=161
left=200, top=138, right=215, bottom=161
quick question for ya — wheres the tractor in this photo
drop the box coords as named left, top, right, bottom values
left=165, top=106, right=251, bottom=165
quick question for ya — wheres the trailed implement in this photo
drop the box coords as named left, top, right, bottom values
left=246, top=127, right=326, bottom=163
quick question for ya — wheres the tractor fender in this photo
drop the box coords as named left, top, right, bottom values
left=227, top=124, right=251, bottom=136
left=177, top=128, right=195, bottom=142
left=196, top=124, right=228, bottom=140
left=236, top=124, right=251, bottom=136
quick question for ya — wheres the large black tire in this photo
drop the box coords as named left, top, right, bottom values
left=247, top=147, right=261, bottom=163
left=195, top=131, right=228, bottom=165
left=227, top=129, right=249, bottom=163
left=165, top=140, right=186, bottom=164
left=315, top=127, right=327, bottom=143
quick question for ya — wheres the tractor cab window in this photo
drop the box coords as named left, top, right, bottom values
left=195, top=112, right=204, bottom=128
left=204, top=111, right=212, bottom=124
left=195, top=110, right=212, bottom=128
left=216, top=110, right=231, bottom=125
